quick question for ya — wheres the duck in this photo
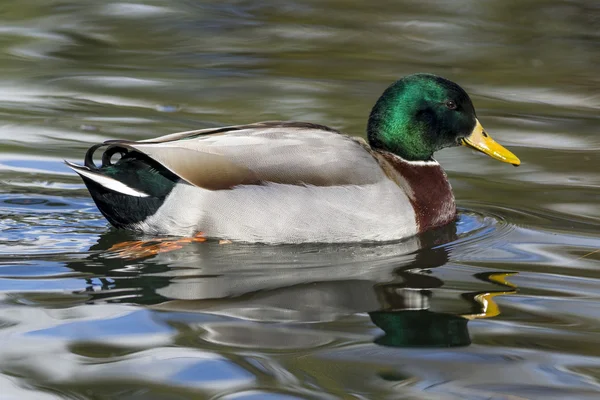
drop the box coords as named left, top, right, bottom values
left=66, top=73, right=520, bottom=244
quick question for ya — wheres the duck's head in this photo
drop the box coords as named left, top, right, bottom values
left=367, top=73, right=520, bottom=166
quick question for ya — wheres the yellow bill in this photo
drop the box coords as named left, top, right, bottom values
left=461, top=119, right=520, bottom=166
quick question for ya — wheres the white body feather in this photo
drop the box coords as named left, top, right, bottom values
left=136, top=179, right=417, bottom=243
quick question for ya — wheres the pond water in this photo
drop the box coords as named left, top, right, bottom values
left=0, top=1, right=599, bottom=399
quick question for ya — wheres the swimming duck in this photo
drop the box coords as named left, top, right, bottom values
left=67, top=73, right=520, bottom=243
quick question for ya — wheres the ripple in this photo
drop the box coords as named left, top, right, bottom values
left=443, top=208, right=516, bottom=260
left=0, top=156, right=76, bottom=176
left=101, top=4, right=177, bottom=18
left=483, top=86, right=600, bottom=111
left=200, top=322, right=336, bottom=350
left=218, top=391, right=308, bottom=400
left=66, top=76, right=168, bottom=88
left=0, top=193, right=103, bottom=256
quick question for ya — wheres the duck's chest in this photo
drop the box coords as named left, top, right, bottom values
left=378, top=154, right=456, bottom=233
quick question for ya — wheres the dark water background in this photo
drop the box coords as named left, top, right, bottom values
left=0, top=1, right=599, bottom=399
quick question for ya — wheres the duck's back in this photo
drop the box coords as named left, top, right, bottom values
left=130, top=122, right=387, bottom=187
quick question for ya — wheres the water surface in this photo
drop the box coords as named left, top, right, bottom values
left=0, top=1, right=599, bottom=399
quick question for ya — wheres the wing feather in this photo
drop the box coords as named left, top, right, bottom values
left=93, top=122, right=386, bottom=190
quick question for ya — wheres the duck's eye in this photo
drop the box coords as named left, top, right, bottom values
left=445, top=100, right=457, bottom=110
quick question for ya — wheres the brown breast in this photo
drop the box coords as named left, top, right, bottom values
left=375, top=151, right=457, bottom=233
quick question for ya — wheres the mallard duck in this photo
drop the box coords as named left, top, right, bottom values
left=67, top=73, right=520, bottom=243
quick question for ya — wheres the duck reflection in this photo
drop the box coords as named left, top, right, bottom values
left=370, top=270, right=516, bottom=348
left=68, top=222, right=517, bottom=348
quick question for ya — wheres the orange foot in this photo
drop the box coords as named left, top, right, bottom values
left=106, top=232, right=207, bottom=260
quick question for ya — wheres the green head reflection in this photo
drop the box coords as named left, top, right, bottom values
left=369, top=272, right=517, bottom=348
left=370, top=310, right=471, bottom=348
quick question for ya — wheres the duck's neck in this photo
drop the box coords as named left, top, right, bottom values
left=377, top=151, right=456, bottom=232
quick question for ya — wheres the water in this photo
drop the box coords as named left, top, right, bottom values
left=0, top=0, right=599, bottom=398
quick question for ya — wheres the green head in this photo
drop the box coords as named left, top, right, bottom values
left=367, top=74, right=477, bottom=161
left=367, top=73, right=520, bottom=165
